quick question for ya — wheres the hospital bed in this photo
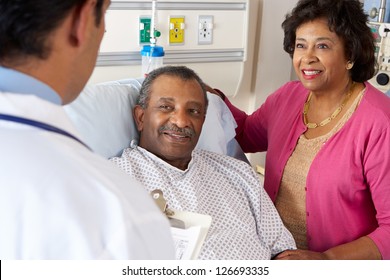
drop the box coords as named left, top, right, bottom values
left=64, top=78, right=249, bottom=163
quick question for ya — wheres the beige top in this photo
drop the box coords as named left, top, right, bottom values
left=275, top=90, right=364, bottom=249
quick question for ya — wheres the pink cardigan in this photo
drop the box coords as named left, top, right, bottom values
left=225, top=81, right=390, bottom=259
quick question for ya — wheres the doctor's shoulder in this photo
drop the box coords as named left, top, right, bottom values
left=69, top=148, right=175, bottom=259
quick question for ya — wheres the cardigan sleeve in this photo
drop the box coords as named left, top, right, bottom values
left=365, top=118, right=390, bottom=259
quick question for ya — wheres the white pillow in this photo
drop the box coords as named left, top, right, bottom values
left=196, top=93, right=236, bottom=154
left=64, top=83, right=139, bottom=158
left=64, top=79, right=247, bottom=162
left=198, top=93, right=248, bottom=163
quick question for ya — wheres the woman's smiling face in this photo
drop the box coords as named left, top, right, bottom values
left=293, top=18, right=350, bottom=94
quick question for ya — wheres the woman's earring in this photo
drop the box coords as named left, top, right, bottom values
left=346, top=61, right=354, bottom=70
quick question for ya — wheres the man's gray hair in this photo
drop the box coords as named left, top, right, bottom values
left=138, top=65, right=209, bottom=110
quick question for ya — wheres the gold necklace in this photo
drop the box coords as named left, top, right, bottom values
left=303, top=82, right=354, bottom=129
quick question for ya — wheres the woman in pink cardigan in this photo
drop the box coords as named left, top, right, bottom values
left=209, top=0, right=390, bottom=259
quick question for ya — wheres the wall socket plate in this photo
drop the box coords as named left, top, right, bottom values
left=198, top=15, right=214, bottom=45
left=169, top=16, right=185, bottom=44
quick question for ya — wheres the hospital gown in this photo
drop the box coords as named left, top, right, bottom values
left=110, top=146, right=296, bottom=259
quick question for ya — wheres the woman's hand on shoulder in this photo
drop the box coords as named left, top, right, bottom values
left=205, top=84, right=225, bottom=100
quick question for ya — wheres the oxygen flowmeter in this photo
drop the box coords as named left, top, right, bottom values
left=140, top=0, right=164, bottom=77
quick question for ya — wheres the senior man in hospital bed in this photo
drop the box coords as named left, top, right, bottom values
left=110, top=65, right=296, bottom=259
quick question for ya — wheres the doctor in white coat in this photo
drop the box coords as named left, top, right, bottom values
left=0, top=0, right=175, bottom=259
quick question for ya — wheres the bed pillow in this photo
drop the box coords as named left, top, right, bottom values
left=64, top=83, right=140, bottom=158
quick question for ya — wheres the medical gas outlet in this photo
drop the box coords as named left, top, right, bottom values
left=139, top=16, right=161, bottom=45
left=169, top=16, right=185, bottom=44
left=139, top=16, right=151, bottom=44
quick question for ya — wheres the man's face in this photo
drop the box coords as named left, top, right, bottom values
left=134, top=74, right=206, bottom=170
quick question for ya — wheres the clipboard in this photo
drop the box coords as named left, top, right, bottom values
left=169, top=210, right=212, bottom=260
left=150, top=189, right=212, bottom=260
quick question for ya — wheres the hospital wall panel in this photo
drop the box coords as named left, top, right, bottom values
left=90, top=0, right=256, bottom=98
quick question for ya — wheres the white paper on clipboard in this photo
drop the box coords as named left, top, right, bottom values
left=169, top=210, right=212, bottom=260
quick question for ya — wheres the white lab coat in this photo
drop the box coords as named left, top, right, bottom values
left=0, top=92, right=175, bottom=259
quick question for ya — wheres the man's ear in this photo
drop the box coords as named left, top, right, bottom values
left=133, top=105, right=145, bottom=132
left=69, top=0, right=96, bottom=46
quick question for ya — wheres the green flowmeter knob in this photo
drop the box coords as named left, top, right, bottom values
left=154, top=30, right=161, bottom=38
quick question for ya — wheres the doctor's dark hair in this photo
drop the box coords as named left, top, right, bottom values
left=138, top=65, right=209, bottom=110
left=282, top=0, right=376, bottom=82
left=0, top=0, right=105, bottom=62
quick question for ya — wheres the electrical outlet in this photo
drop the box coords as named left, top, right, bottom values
left=139, top=16, right=151, bottom=44
left=198, top=15, right=213, bottom=45
left=169, top=16, right=185, bottom=44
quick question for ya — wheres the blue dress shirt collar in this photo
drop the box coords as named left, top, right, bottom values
left=0, top=66, right=61, bottom=105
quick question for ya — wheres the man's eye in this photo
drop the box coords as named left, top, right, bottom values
left=189, top=109, right=202, bottom=115
left=295, top=43, right=304, bottom=48
left=159, top=105, right=172, bottom=110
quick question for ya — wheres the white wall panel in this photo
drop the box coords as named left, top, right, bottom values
left=101, top=10, right=246, bottom=52
left=89, top=0, right=256, bottom=98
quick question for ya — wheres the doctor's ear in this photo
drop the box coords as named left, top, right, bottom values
left=133, top=105, right=145, bottom=132
left=69, top=0, right=96, bottom=46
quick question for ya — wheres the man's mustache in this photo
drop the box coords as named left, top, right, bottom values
left=158, top=124, right=195, bottom=138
